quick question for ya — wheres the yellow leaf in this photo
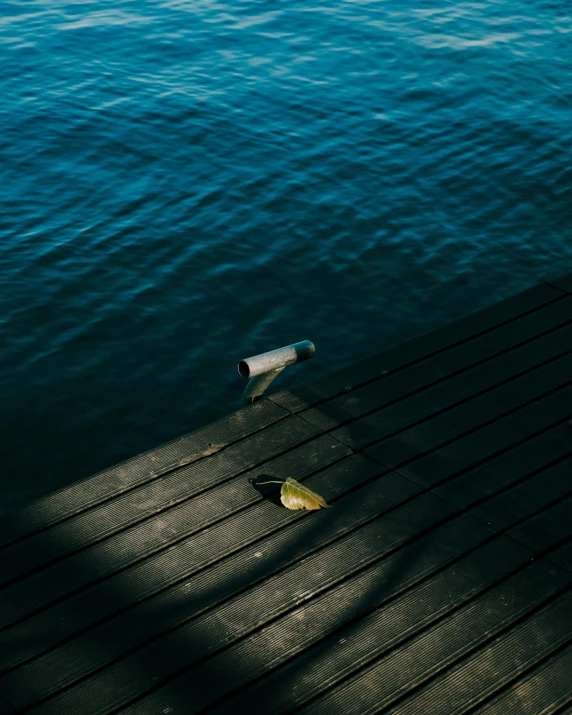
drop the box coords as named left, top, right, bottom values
left=251, top=477, right=331, bottom=510
left=280, top=478, right=330, bottom=510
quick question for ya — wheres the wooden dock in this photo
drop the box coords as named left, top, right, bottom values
left=1, top=273, right=572, bottom=714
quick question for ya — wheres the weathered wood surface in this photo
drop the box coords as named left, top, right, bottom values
left=1, top=273, right=572, bottom=714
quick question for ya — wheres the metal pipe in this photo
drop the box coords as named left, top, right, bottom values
left=238, top=340, right=316, bottom=405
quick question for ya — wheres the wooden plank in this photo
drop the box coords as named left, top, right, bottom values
left=468, top=457, right=572, bottom=532
left=434, top=421, right=572, bottom=510
left=340, top=349, right=572, bottom=460
left=269, top=283, right=562, bottom=412
left=0, top=416, right=336, bottom=588
left=8, top=492, right=458, bottom=713
left=372, top=386, right=572, bottom=490
left=319, top=316, right=572, bottom=449
left=507, top=495, right=572, bottom=553
left=299, top=297, right=572, bottom=433
left=0, top=455, right=398, bottom=672
left=141, top=534, right=532, bottom=715
left=386, top=590, right=572, bottom=715
left=0, top=399, right=289, bottom=549
left=295, top=564, right=572, bottom=715
left=547, top=273, right=572, bottom=294
left=474, top=642, right=572, bottom=714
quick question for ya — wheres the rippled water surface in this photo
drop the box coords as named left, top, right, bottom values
left=1, top=0, right=571, bottom=511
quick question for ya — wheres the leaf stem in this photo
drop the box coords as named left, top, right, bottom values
left=252, top=480, right=285, bottom=485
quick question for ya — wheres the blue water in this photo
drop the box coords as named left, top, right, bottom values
left=1, top=1, right=571, bottom=513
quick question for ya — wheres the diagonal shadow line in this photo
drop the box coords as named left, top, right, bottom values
left=69, top=487, right=474, bottom=713
left=0, top=436, right=470, bottom=715
left=0, top=450, right=488, bottom=708
left=0, top=438, right=352, bottom=668
left=0, top=446, right=432, bottom=711
left=21, top=493, right=448, bottom=713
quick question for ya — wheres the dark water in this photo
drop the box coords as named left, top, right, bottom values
left=1, top=0, right=571, bottom=513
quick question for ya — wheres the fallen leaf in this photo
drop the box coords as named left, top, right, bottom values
left=252, top=477, right=331, bottom=511
left=281, top=478, right=331, bottom=510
